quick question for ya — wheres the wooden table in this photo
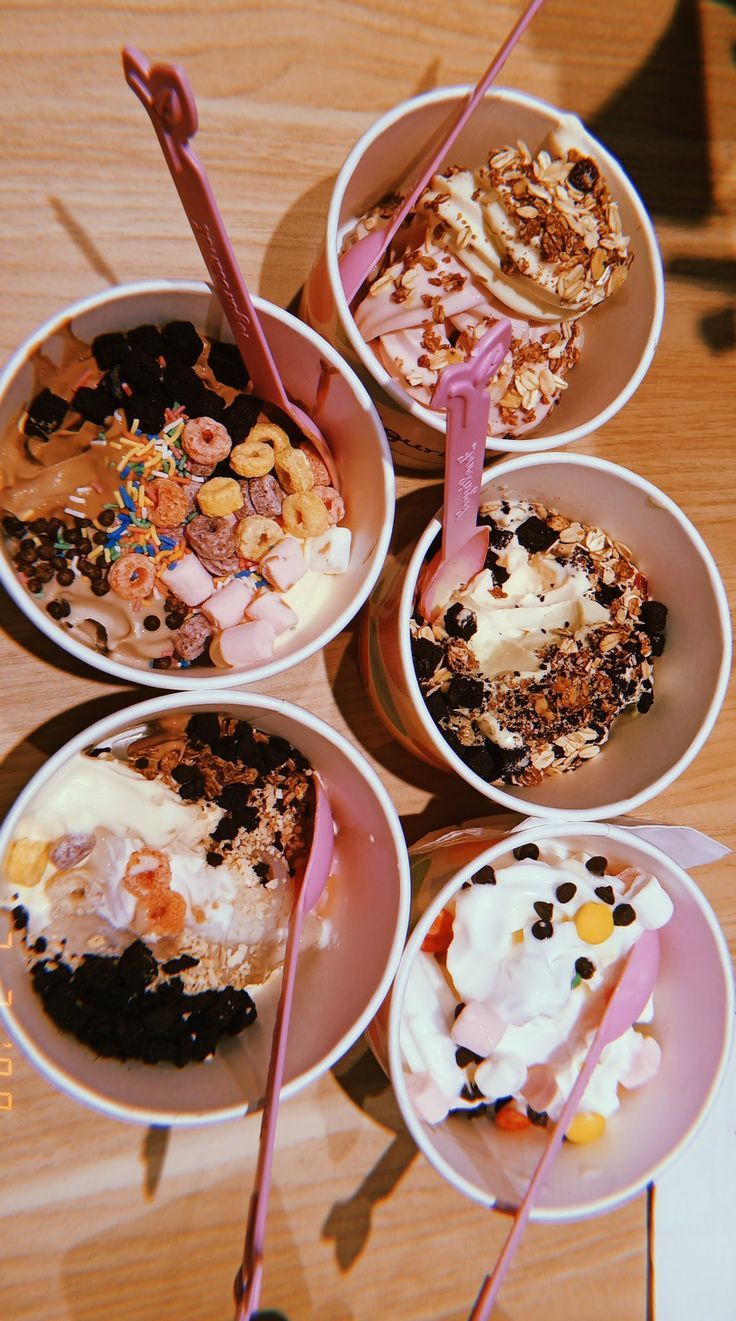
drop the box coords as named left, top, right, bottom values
left=1, top=2, right=733, bottom=1317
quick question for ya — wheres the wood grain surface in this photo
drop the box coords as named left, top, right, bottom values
left=1, top=2, right=734, bottom=1318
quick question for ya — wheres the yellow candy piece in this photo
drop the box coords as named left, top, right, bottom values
left=230, top=439, right=275, bottom=478
left=575, top=901, right=614, bottom=945
left=247, top=420, right=292, bottom=454
left=274, top=448, right=314, bottom=494
left=197, top=476, right=244, bottom=517
left=282, top=491, right=330, bottom=539
left=566, top=1111, right=606, bottom=1144
left=5, top=837, right=48, bottom=888
left=235, top=515, right=284, bottom=562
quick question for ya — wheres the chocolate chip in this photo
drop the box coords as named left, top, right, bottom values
left=446, top=675, right=485, bottom=710
left=163, top=320, right=203, bottom=367
left=165, top=611, right=185, bottom=630
left=585, top=856, right=608, bottom=876
left=575, top=956, right=596, bottom=979
left=208, top=339, right=250, bottom=390
left=47, top=599, right=70, bottom=620
left=526, top=1106, right=549, bottom=1127
left=127, top=324, right=166, bottom=359
left=92, top=332, right=128, bottom=370
left=444, top=603, right=477, bottom=640
left=72, top=385, right=117, bottom=426
left=533, top=900, right=553, bottom=921
left=91, top=580, right=111, bottom=597
left=531, top=920, right=553, bottom=940
left=221, top=392, right=261, bottom=444
left=26, top=577, right=43, bottom=593
left=637, top=690, right=654, bottom=714
left=512, top=843, right=539, bottom=861
left=640, top=600, right=668, bottom=632
left=594, top=885, right=615, bottom=905
left=2, top=514, right=26, bottom=538
left=567, top=157, right=599, bottom=193
left=206, top=851, right=223, bottom=867
left=412, top=635, right=443, bottom=680
left=474, top=865, right=496, bottom=885
left=34, top=563, right=53, bottom=583
left=143, top=615, right=161, bottom=632
left=25, top=387, right=69, bottom=439
left=556, top=881, right=577, bottom=903
left=613, top=904, right=636, bottom=927
left=11, top=905, right=29, bottom=930
left=98, top=508, right=117, bottom=528
left=515, top=516, right=558, bottom=554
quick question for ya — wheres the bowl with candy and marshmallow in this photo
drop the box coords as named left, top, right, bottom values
left=387, top=821, right=732, bottom=1219
left=0, top=281, right=393, bottom=688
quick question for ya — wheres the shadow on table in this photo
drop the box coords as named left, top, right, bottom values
left=260, top=174, right=339, bottom=311
left=61, top=1178, right=318, bottom=1321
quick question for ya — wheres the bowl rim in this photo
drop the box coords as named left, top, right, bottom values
left=0, top=689, right=412, bottom=1126
left=0, top=278, right=395, bottom=691
left=387, top=819, right=735, bottom=1221
left=325, top=84, right=666, bottom=456
left=397, top=451, right=732, bottom=820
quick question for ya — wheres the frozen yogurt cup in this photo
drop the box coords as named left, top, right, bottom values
left=360, top=453, right=731, bottom=819
left=302, top=87, right=664, bottom=471
left=0, top=280, right=394, bottom=688
left=0, top=691, right=411, bottom=1125
left=386, top=822, right=733, bottom=1219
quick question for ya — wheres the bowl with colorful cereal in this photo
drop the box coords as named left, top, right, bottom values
left=0, top=281, right=394, bottom=687
left=387, top=821, right=732, bottom=1219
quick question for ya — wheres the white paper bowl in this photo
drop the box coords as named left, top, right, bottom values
left=0, top=280, right=394, bottom=687
left=0, top=692, right=411, bottom=1125
left=387, top=453, right=730, bottom=820
left=387, top=821, right=733, bottom=1220
left=302, top=87, right=664, bottom=471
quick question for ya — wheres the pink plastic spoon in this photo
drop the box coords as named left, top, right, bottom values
left=468, top=928, right=661, bottom=1321
left=418, top=319, right=511, bottom=623
left=233, top=774, right=334, bottom=1321
left=122, top=46, right=337, bottom=485
left=337, top=0, right=547, bottom=304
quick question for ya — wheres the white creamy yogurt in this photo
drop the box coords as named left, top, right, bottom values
left=402, top=844, right=672, bottom=1127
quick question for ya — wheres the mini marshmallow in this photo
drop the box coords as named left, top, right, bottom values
left=451, top=1001, right=507, bottom=1057
left=246, top=592, right=299, bottom=636
left=159, top=552, right=213, bottom=607
left=475, top=1053, right=527, bottom=1100
left=201, top=576, right=257, bottom=630
left=306, top=526, right=352, bottom=574
left=618, top=1033, right=662, bottom=1090
left=212, top=619, right=276, bottom=668
left=260, top=536, right=307, bottom=592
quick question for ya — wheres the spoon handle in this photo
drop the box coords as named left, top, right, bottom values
left=468, top=930, right=660, bottom=1320
left=234, top=886, right=309, bottom=1321
left=432, top=321, right=511, bottom=565
left=122, top=45, right=290, bottom=413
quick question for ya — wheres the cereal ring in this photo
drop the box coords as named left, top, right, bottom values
left=123, top=848, right=172, bottom=900
left=235, top=515, right=284, bottom=562
left=181, top=415, right=232, bottom=465
left=282, top=491, right=330, bottom=539
left=146, top=478, right=193, bottom=528
left=235, top=481, right=256, bottom=518
left=246, top=420, right=291, bottom=454
left=185, top=458, right=216, bottom=478
left=300, top=442, right=331, bottom=487
left=50, top=833, right=96, bottom=871
left=249, top=473, right=284, bottom=517
left=146, top=888, right=186, bottom=937
left=275, top=448, right=314, bottom=494
left=313, top=485, right=345, bottom=526
left=197, top=476, right=244, bottom=517
left=230, top=439, right=275, bottom=478
left=174, top=612, right=212, bottom=660
left=185, top=514, right=240, bottom=576
left=109, top=552, right=156, bottom=601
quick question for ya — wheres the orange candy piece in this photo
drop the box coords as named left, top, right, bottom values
left=495, top=1105, right=531, bottom=1132
left=421, top=906, right=454, bottom=955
